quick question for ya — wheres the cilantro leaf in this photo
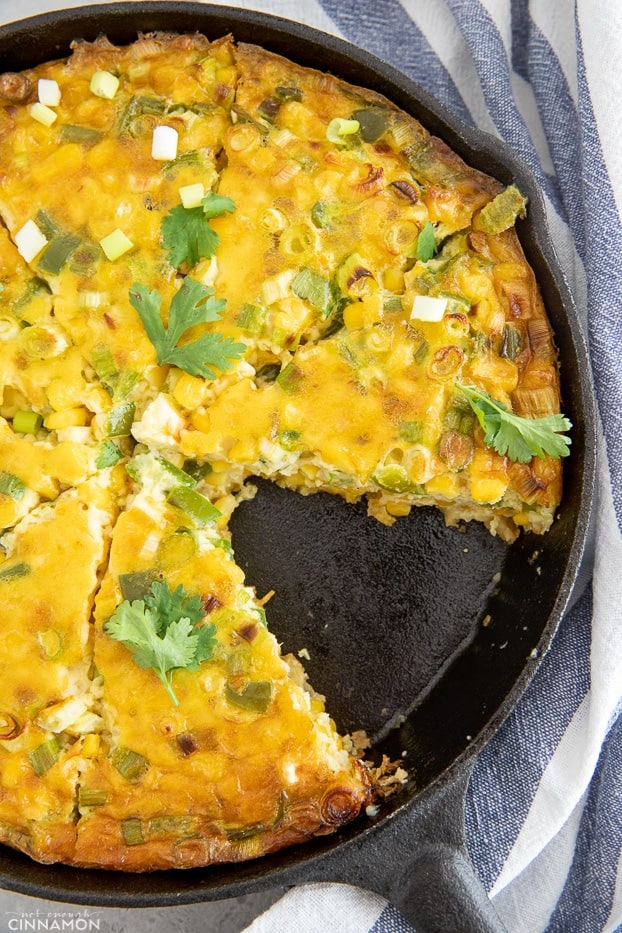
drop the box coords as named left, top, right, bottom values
left=161, top=193, right=235, bottom=270
left=144, top=580, right=204, bottom=627
left=457, top=384, right=572, bottom=463
left=129, top=277, right=245, bottom=379
left=104, top=580, right=217, bottom=706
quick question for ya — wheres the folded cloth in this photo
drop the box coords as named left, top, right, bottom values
left=227, top=1, right=621, bottom=931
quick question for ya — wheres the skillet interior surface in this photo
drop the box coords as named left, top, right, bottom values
left=0, top=1, right=595, bottom=906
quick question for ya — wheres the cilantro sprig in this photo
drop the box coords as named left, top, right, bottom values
left=129, top=277, right=245, bottom=378
left=161, top=193, right=235, bottom=270
left=457, top=384, right=572, bottom=463
left=105, top=580, right=216, bottom=706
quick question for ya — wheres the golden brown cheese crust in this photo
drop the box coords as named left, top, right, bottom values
left=0, top=31, right=566, bottom=870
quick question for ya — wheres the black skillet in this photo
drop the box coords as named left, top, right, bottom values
left=0, top=4, right=596, bottom=930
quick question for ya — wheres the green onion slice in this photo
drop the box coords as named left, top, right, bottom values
left=12, top=410, right=43, bottom=434
left=29, top=737, right=62, bottom=776
left=111, top=746, right=150, bottom=782
left=166, top=485, right=220, bottom=527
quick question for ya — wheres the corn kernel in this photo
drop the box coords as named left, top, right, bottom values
left=383, top=268, right=405, bottom=293
left=189, top=410, right=212, bottom=434
left=216, top=65, right=236, bottom=85
left=44, top=407, right=90, bottom=430
left=172, top=372, right=209, bottom=409
left=81, top=734, right=101, bottom=758
left=425, top=473, right=460, bottom=499
left=385, top=499, right=412, bottom=517
left=470, top=475, right=508, bottom=504
left=228, top=437, right=260, bottom=463
left=343, top=302, right=365, bottom=330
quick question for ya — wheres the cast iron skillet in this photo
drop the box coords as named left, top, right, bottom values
left=0, top=4, right=596, bottom=930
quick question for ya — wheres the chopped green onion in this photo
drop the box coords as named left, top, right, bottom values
left=166, top=485, right=220, bottom=527
left=178, top=182, right=205, bottom=209
left=90, top=70, right=120, bottom=100
left=99, top=229, right=134, bottom=262
left=14, top=277, right=51, bottom=311
left=413, top=339, right=429, bottom=364
left=372, top=464, right=419, bottom=494
left=107, top=401, right=135, bottom=437
left=275, top=85, right=303, bottom=102
left=36, top=628, right=64, bottom=660
left=225, top=681, right=273, bottom=713
left=383, top=296, right=403, bottom=313
left=236, top=303, right=266, bottom=335
left=38, top=233, right=81, bottom=275
left=310, top=201, right=341, bottom=230
left=255, top=362, right=281, bottom=386
left=111, top=746, right=150, bottom=782
left=121, top=817, right=144, bottom=846
left=13, top=410, right=43, bottom=434
left=292, top=267, right=334, bottom=316
left=70, top=243, right=101, bottom=277
left=398, top=421, right=423, bottom=444
left=34, top=210, right=58, bottom=239
left=0, top=471, right=25, bottom=500
left=155, top=457, right=197, bottom=488
left=118, top=569, right=162, bottom=603
left=78, top=787, right=108, bottom=807
left=278, top=430, right=301, bottom=451
left=326, top=117, right=360, bottom=145
left=444, top=397, right=475, bottom=435
left=276, top=362, right=304, bottom=394
left=91, top=345, right=118, bottom=382
left=29, top=102, right=57, bottom=126
left=476, top=185, right=527, bottom=235
left=257, top=96, right=281, bottom=120
left=96, top=440, right=124, bottom=469
left=0, top=563, right=29, bottom=583
left=59, top=125, right=103, bottom=146
left=416, top=221, right=437, bottom=262
left=500, top=323, right=523, bottom=360
left=351, top=107, right=388, bottom=143
left=125, top=453, right=197, bottom=489
left=29, top=737, right=62, bottom=776
left=182, top=459, right=213, bottom=482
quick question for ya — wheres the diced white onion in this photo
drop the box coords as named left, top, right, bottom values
left=29, top=102, right=57, bottom=126
left=151, top=125, right=179, bottom=161
left=410, top=295, right=448, bottom=323
left=38, top=78, right=61, bottom=107
left=78, top=290, right=110, bottom=309
left=35, top=697, right=88, bottom=734
left=14, top=219, right=48, bottom=262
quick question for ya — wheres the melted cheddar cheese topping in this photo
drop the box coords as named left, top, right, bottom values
left=0, top=32, right=565, bottom=870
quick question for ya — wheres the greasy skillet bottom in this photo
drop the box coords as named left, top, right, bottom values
left=0, top=0, right=594, bottom=909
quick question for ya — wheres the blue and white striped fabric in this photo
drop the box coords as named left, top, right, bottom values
left=1, top=1, right=620, bottom=931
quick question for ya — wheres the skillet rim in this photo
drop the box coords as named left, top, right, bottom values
left=0, top=0, right=597, bottom=906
